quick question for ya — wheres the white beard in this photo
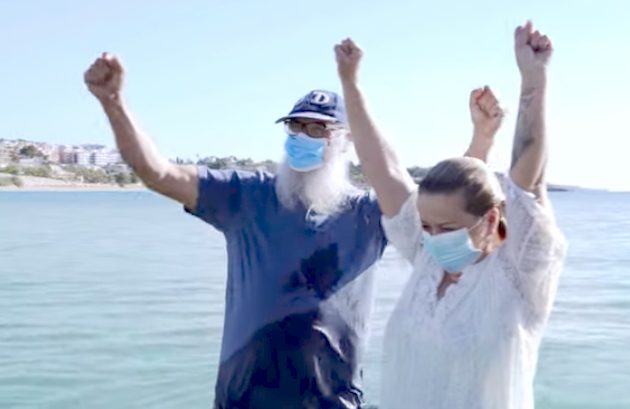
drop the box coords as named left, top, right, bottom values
left=275, top=140, right=359, bottom=216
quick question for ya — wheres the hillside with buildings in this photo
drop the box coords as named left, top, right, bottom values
left=0, top=138, right=571, bottom=191
left=0, top=139, right=122, bottom=167
left=0, top=138, right=382, bottom=189
left=0, top=138, right=136, bottom=188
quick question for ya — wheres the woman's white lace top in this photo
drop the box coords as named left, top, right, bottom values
left=379, top=177, right=567, bottom=409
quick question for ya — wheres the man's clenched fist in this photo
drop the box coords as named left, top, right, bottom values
left=84, top=53, right=124, bottom=102
left=334, top=38, right=363, bottom=85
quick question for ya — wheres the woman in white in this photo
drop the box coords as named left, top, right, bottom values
left=334, top=21, right=567, bottom=409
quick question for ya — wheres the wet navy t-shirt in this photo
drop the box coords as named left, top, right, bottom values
left=185, top=166, right=387, bottom=409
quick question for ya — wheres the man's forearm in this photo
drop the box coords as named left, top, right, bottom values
left=510, top=79, right=547, bottom=189
left=100, top=98, right=171, bottom=185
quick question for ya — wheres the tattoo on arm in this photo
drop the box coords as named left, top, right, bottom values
left=510, top=89, right=537, bottom=168
left=510, top=84, right=548, bottom=195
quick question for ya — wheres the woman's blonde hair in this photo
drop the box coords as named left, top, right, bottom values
left=419, top=157, right=507, bottom=238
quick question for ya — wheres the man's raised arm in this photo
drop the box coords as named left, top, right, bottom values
left=84, top=53, right=198, bottom=210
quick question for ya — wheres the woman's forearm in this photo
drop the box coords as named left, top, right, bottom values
left=509, top=79, right=547, bottom=193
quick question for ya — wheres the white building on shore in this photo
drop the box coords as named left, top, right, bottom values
left=1, top=139, right=124, bottom=169
left=76, top=150, right=91, bottom=166
left=91, top=150, right=122, bottom=167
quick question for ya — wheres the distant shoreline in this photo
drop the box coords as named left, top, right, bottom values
left=0, top=173, right=147, bottom=192
left=0, top=173, right=615, bottom=194
left=0, top=184, right=148, bottom=192
left=1, top=183, right=574, bottom=193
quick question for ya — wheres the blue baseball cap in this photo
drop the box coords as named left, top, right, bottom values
left=275, top=90, right=347, bottom=125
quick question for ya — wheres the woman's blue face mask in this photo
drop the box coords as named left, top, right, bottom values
left=422, top=219, right=484, bottom=273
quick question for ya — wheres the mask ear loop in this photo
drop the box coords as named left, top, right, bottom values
left=469, top=216, right=486, bottom=233
left=470, top=212, right=494, bottom=253
left=477, top=204, right=507, bottom=247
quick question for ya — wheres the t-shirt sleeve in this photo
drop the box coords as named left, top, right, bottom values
left=380, top=191, right=423, bottom=263
left=184, top=166, right=266, bottom=232
left=363, top=191, right=389, bottom=250
left=503, top=176, right=568, bottom=323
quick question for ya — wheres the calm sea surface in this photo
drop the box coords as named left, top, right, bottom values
left=1, top=190, right=629, bottom=408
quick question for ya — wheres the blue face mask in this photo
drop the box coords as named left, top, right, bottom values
left=284, top=133, right=327, bottom=172
left=422, top=223, right=483, bottom=273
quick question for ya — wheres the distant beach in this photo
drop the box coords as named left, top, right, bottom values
left=1, top=173, right=579, bottom=193
left=0, top=174, right=146, bottom=192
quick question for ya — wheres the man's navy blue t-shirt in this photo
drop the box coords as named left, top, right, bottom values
left=185, top=166, right=387, bottom=409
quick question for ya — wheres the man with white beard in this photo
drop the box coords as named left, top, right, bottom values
left=84, top=52, right=503, bottom=409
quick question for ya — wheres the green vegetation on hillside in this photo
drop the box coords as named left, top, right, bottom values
left=0, top=152, right=570, bottom=191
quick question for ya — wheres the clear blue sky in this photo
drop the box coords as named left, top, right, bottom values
left=1, top=0, right=628, bottom=190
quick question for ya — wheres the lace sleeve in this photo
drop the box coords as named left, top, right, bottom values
left=503, top=176, right=568, bottom=324
left=381, top=191, right=423, bottom=263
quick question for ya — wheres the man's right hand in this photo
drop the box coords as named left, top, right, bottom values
left=84, top=53, right=124, bottom=103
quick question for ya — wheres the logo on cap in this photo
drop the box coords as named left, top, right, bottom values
left=309, top=91, right=331, bottom=105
